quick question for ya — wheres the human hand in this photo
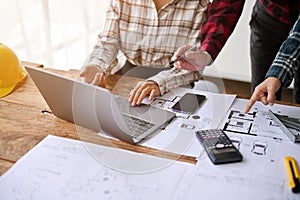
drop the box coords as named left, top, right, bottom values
left=173, top=44, right=212, bottom=71
left=129, top=81, right=160, bottom=106
left=80, top=64, right=106, bottom=87
left=244, top=77, right=281, bottom=113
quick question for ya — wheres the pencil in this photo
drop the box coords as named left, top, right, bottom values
left=165, top=45, right=199, bottom=68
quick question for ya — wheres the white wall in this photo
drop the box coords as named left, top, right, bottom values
left=203, top=1, right=256, bottom=83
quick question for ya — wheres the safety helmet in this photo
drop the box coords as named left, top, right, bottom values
left=0, top=43, right=27, bottom=98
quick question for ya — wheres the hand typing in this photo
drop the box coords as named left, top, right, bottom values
left=129, top=81, right=160, bottom=106
left=80, top=64, right=106, bottom=88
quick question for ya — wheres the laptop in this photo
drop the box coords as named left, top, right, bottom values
left=25, top=66, right=175, bottom=144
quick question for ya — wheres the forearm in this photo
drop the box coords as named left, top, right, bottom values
left=266, top=15, right=300, bottom=88
left=200, top=0, right=245, bottom=60
left=147, top=69, right=202, bottom=95
left=266, top=65, right=294, bottom=88
left=86, top=42, right=119, bottom=72
left=85, top=1, right=120, bottom=73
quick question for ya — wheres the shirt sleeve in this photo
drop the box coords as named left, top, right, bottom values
left=200, top=0, right=245, bottom=60
left=147, top=69, right=202, bottom=95
left=84, top=0, right=120, bottom=73
left=266, top=15, right=300, bottom=88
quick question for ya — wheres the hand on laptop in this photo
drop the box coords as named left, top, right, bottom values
left=129, top=81, right=160, bottom=106
left=173, top=45, right=212, bottom=71
left=80, top=64, right=106, bottom=87
left=244, top=77, right=281, bottom=113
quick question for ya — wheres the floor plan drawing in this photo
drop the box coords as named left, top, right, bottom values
left=221, top=98, right=300, bottom=141
left=223, top=110, right=257, bottom=135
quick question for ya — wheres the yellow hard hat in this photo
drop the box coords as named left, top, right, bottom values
left=0, top=43, right=27, bottom=98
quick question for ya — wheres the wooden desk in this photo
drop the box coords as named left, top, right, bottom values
left=0, top=63, right=196, bottom=175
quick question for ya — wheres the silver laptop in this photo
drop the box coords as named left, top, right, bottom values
left=25, top=66, right=175, bottom=144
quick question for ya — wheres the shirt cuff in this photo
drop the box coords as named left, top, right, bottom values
left=147, top=77, right=167, bottom=95
left=86, top=57, right=108, bottom=74
left=201, top=43, right=218, bottom=61
left=266, top=65, right=293, bottom=88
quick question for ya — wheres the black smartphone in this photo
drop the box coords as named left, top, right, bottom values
left=171, top=93, right=206, bottom=114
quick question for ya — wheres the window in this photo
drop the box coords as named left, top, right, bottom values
left=0, top=0, right=108, bottom=70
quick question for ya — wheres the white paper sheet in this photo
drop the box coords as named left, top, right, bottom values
left=221, top=98, right=300, bottom=141
left=0, top=135, right=193, bottom=200
left=0, top=135, right=299, bottom=200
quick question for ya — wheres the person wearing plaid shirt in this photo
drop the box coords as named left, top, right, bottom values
left=175, top=0, right=300, bottom=104
left=80, top=0, right=210, bottom=106
left=245, top=14, right=300, bottom=113
left=250, top=0, right=300, bottom=104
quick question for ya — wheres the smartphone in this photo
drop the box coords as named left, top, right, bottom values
left=171, top=93, right=206, bottom=114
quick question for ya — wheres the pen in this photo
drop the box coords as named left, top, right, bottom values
left=165, top=44, right=200, bottom=68
left=285, top=156, right=300, bottom=193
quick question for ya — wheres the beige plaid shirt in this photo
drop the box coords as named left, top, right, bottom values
left=86, top=0, right=208, bottom=94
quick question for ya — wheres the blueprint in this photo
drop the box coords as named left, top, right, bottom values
left=0, top=135, right=191, bottom=200
left=0, top=135, right=299, bottom=200
left=221, top=98, right=300, bottom=141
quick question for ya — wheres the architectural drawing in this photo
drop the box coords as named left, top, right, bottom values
left=223, top=110, right=260, bottom=135
left=222, top=98, right=300, bottom=141
left=1, top=134, right=299, bottom=200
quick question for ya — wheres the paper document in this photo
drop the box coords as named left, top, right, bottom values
left=0, top=134, right=299, bottom=200
left=0, top=135, right=192, bottom=200
left=221, top=98, right=300, bottom=141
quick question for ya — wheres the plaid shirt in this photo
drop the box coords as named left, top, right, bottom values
left=86, top=0, right=208, bottom=95
left=266, top=15, right=300, bottom=88
left=200, top=0, right=300, bottom=60
left=259, top=0, right=300, bottom=26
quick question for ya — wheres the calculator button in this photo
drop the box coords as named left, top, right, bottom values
left=216, top=143, right=225, bottom=149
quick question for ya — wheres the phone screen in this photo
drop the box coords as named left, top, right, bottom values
left=171, top=93, right=206, bottom=114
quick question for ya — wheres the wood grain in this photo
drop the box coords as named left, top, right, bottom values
left=0, top=64, right=196, bottom=175
left=0, top=160, right=14, bottom=175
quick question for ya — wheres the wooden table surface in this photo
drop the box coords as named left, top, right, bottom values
left=0, top=62, right=196, bottom=175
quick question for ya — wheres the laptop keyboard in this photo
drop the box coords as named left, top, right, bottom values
left=122, top=114, right=155, bottom=137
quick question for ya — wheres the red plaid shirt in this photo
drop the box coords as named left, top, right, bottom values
left=200, top=0, right=300, bottom=60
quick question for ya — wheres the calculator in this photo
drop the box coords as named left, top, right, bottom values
left=196, top=129, right=243, bottom=164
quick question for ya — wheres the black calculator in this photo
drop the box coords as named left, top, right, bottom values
left=196, top=129, right=243, bottom=164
